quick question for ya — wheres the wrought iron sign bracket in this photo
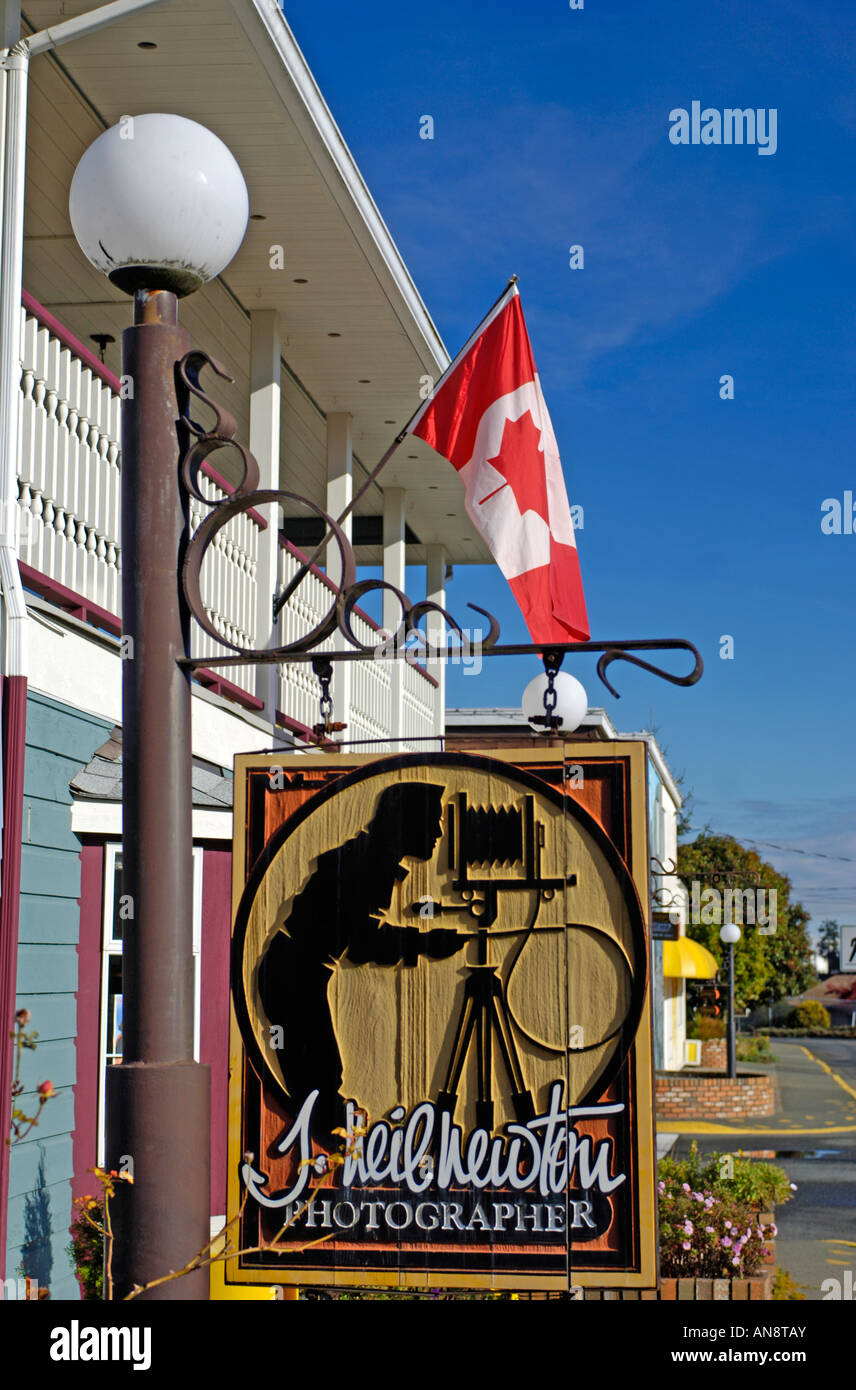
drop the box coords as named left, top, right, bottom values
left=175, top=349, right=704, bottom=703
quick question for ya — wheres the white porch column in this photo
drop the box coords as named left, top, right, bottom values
left=326, top=412, right=352, bottom=731
left=425, top=543, right=446, bottom=739
left=249, top=309, right=281, bottom=724
left=383, top=486, right=406, bottom=743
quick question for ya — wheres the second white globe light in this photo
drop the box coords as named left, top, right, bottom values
left=522, top=671, right=588, bottom=734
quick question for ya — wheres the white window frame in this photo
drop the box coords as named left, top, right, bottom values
left=97, top=842, right=204, bottom=1165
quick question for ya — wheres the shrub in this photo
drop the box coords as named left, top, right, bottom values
left=772, top=1268, right=806, bottom=1301
left=760, top=1026, right=855, bottom=1037
left=658, top=1178, right=774, bottom=1279
left=67, top=1196, right=104, bottom=1300
left=659, top=1141, right=792, bottom=1211
left=737, top=1035, right=773, bottom=1063
left=788, top=1001, right=831, bottom=1029
left=687, top=1014, right=726, bottom=1041
left=725, top=1161, right=791, bottom=1211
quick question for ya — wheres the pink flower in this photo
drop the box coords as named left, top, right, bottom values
left=770, top=1223, right=778, bottom=1236
left=721, top=1237, right=732, bottom=1248
left=724, top=1220, right=732, bottom=1229
left=732, top=1256, right=740, bottom=1266
left=705, top=1226, right=715, bottom=1234
left=37, top=1079, right=54, bottom=1099
left=682, top=1242, right=692, bottom=1251
left=684, top=1221, right=694, bottom=1235
left=682, top=1183, right=691, bottom=1192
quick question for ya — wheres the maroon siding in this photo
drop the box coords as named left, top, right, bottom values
left=0, top=674, right=28, bottom=1277
left=70, top=843, right=233, bottom=1227
left=72, top=844, right=104, bottom=1223
left=201, top=848, right=232, bottom=1215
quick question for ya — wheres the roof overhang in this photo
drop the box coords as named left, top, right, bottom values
left=19, top=0, right=493, bottom=563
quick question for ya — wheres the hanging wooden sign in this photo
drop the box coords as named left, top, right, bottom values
left=225, top=746, right=656, bottom=1293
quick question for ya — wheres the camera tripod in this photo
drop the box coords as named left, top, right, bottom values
left=435, top=945, right=535, bottom=1131
left=429, top=793, right=575, bottom=1131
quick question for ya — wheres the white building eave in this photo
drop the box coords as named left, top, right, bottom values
left=235, top=0, right=448, bottom=375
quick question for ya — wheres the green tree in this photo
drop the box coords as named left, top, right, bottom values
left=817, top=920, right=840, bottom=974
left=677, top=833, right=813, bottom=1010
left=766, top=900, right=816, bottom=1000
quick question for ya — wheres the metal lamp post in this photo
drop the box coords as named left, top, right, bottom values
left=719, top=920, right=742, bottom=1081
left=69, top=114, right=249, bottom=1299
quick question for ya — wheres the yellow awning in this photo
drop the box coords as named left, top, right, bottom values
left=662, top=937, right=718, bottom=979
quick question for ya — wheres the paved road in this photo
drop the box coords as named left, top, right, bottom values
left=667, top=1039, right=856, bottom=1300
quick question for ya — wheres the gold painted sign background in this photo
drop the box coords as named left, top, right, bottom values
left=242, top=762, right=638, bottom=1130
left=227, top=747, right=657, bottom=1293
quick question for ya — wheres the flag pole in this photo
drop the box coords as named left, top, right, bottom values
left=273, top=276, right=519, bottom=621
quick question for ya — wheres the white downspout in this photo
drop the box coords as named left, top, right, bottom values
left=0, top=0, right=169, bottom=839
left=0, top=41, right=29, bottom=693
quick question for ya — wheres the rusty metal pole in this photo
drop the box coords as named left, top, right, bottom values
left=106, top=287, right=210, bottom=1300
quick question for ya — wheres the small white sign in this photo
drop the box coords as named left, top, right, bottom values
left=840, top=925, right=856, bottom=973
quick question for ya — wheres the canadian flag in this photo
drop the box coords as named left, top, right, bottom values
left=410, top=283, right=589, bottom=645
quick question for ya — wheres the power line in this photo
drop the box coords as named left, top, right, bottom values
left=684, top=828, right=856, bottom=865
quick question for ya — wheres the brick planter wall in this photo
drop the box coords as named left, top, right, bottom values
left=700, top=1038, right=727, bottom=1068
left=518, top=1272, right=775, bottom=1300
left=579, top=1272, right=773, bottom=1301
left=655, top=1070, right=775, bottom=1119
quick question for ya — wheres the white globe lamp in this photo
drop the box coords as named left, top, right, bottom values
left=70, top=114, right=249, bottom=296
left=719, top=921, right=742, bottom=946
left=522, top=670, right=588, bottom=735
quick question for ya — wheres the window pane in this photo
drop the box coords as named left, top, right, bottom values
left=107, top=953, right=123, bottom=1064
left=111, top=853, right=125, bottom=943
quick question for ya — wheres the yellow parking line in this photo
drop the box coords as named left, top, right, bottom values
left=821, top=1239, right=856, bottom=1247
left=667, top=1122, right=856, bottom=1136
left=798, top=1045, right=856, bottom=1103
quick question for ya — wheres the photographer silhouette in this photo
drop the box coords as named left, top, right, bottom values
left=257, top=782, right=465, bottom=1144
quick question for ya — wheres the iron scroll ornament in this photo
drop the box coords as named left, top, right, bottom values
left=176, top=350, right=704, bottom=696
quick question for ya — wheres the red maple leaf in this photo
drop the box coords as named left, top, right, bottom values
left=478, top=411, right=549, bottom=521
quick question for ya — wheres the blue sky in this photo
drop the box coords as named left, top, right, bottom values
left=282, top=0, right=856, bottom=932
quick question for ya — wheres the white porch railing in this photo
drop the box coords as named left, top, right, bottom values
left=16, top=297, right=263, bottom=703
left=276, top=540, right=338, bottom=733
left=16, top=295, right=442, bottom=743
left=17, top=305, right=122, bottom=616
left=276, top=540, right=441, bottom=747
left=402, top=654, right=439, bottom=744
left=347, top=606, right=393, bottom=743
left=188, top=469, right=259, bottom=698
